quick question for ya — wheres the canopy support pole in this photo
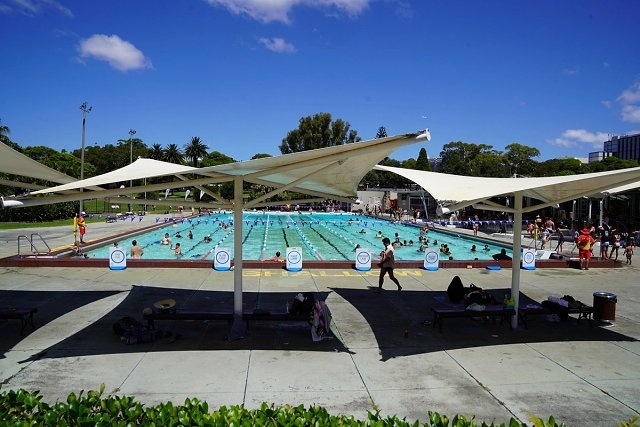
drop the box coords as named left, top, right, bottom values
left=511, top=191, right=523, bottom=329
left=229, top=176, right=247, bottom=340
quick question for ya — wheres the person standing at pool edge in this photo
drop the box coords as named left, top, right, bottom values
left=75, top=212, right=87, bottom=244
left=378, top=237, right=402, bottom=292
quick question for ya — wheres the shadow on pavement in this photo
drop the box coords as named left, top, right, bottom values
left=0, top=290, right=120, bottom=358
left=2, top=286, right=348, bottom=360
left=331, top=287, right=638, bottom=361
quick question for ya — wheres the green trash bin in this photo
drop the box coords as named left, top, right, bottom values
left=593, top=291, right=617, bottom=322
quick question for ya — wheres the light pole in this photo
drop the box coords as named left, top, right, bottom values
left=128, top=129, right=136, bottom=212
left=79, top=102, right=92, bottom=215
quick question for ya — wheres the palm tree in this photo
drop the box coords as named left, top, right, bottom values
left=184, top=136, right=209, bottom=167
left=163, top=144, right=184, bottom=164
left=0, top=118, right=21, bottom=151
left=149, top=143, right=164, bottom=160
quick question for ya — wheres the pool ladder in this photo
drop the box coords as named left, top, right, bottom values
left=17, top=233, right=51, bottom=257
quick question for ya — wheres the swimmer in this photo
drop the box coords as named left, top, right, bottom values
left=161, top=233, right=171, bottom=245
left=376, top=231, right=383, bottom=238
left=173, top=242, right=182, bottom=255
left=266, top=251, right=285, bottom=262
left=471, top=244, right=477, bottom=252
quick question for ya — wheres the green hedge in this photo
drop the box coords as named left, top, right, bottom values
left=2, top=384, right=633, bottom=427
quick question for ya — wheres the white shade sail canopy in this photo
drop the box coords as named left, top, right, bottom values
left=375, top=164, right=640, bottom=213
left=26, top=133, right=422, bottom=207
left=30, top=158, right=198, bottom=195
left=0, top=141, right=78, bottom=185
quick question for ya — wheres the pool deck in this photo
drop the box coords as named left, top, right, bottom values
left=1, top=219, right=638, bottom=425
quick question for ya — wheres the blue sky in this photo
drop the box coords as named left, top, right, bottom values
left=2, top=0, right=640, bottom=164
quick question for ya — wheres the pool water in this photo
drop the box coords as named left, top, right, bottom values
left=85, top=212, right=511, bottom=261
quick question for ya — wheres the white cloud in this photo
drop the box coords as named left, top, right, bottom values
left=617, top=81, right=640, bottom=123
left=549, top=129, right=610, bottom=149
left=1, top=0, right=72, bottom=17
left=562, top=66, right=580, bottom=76
left=204, top=0, right=369, bottom=23
left=621, top=105, right=640, bottom=123
left=78, top=34, right=152, bottom=72
left=259, top=37, right=296, bottom=53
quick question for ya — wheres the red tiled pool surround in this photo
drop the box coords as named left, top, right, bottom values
left=0, top=256, right=621, bottom=269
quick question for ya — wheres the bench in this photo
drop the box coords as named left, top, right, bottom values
left=0, top=307, right=37, bottom=335
left=431, top=304, right=515, bottom=333
left=518, top=302, right=593, bottom=329
left=143, top=309, right=309, bottom=329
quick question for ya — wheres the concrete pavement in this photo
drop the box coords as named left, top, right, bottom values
left=1, top=261, right=639, bottom=426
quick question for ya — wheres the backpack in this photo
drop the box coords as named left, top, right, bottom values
left=447, top=276, right=465, bottom=303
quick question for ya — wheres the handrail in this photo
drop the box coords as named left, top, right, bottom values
left=17, top=233, right=51, bottom=257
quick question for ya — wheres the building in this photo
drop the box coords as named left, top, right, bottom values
left=589, top=132, right=640, bottom=163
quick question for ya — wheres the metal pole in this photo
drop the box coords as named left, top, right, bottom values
left=511, top=191, right=523, bottom=329
left=128, top=129, right=136, bottom=212
left=79, top=102, right=91, bottom=215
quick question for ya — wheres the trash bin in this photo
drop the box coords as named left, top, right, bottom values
left=593, top=291, right=617, bottom=322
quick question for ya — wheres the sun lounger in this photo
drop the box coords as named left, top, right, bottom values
left=518, top=301, right=592, bottom=328
left=430, top=304, right=515, bottom=333
left=0, top=307, right=37, bottom=335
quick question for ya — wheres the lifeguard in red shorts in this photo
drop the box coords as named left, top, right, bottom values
left=75, top=212, right=87, bottom=244
left=576, top=227, right=595, bottom=270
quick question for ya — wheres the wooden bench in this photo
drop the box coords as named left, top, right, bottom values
left=431, top=304, right=515, bottom=333
left=143, top=309, right=309, bottom=329
left=0, top=307, right=37, bottom=335
left=518, top=302, right=593, bottom=329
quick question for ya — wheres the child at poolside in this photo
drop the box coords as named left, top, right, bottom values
left=625, top=242, right=634, bottom=265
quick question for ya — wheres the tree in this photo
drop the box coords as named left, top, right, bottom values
left=589, top=156, right=638, bottom=172
left=504, top=143, right=540, bottom=176
left=23, top=146, right=95, bottom=178
left=184, top=136, right=209, bottom=167
left=279, top=112, right=360, bottom=154
left=0, top=118, right=21, bottom=152
left=251, top=153, right=272, bottom=159
left=164, top=144, right=183, bottom=164
left=439, top=141, right=496, bottom=176
left=416, top=147, right=431, bottom=171
left=149, top=144, right=164, bottom=160
left=200, top=151, right=235, bottom=167
left=376, top=126, right=388, bottom=139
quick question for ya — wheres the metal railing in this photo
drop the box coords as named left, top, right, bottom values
left=17, top=233, right=51, bottom=257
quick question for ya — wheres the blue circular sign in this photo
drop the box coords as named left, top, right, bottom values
left=425, top=250, right=439, bottom=264
left=110, top=249, right=125, bottom=263
left=216, top=250, right=230, bottom=264
left=356, top=251, right=371, bottom=264
left=523, top=251, right=535, bottom=263
left=287, top=250, right=301, bottom=264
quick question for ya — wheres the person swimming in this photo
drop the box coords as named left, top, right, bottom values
left=161, top=233, right=171, bottom=245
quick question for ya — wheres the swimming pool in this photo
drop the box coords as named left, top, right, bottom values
left=85, top=212, right=511, bottom=261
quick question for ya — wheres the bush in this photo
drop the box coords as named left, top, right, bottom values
left=0, top=384, right=578, bottom=426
